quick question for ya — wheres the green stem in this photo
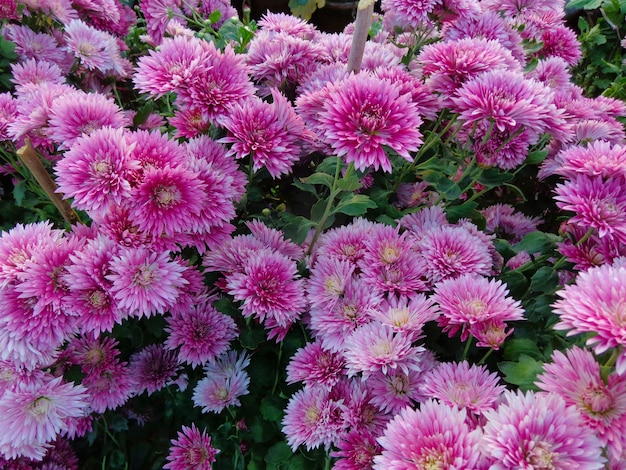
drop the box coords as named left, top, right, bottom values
left=603, top=347, right=620, bottom=369
left=478, top=347, right=494, bottom=365
left=462, top=334, right=474, bottom=361
left=271, top=342, right=283, bottom=395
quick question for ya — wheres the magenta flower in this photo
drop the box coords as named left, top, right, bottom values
left=256, top=12, right=319, bottom=39
left=5, top=25, right=70, bottom=70
left=164, top=423, right=218, bottom=470
left=312, top=218, right=376, bottom=266
left=553, top=261, right=626, bottom=374
left=128, top=344, right=181, bottom=396
left=164, top=300, right=238, bottom=367
left=554, top=140, right=626, bottom=179
left=106, top=246, right=188, bottom=318
left=0, top=92, right=17, bottom=141
left=318, top=73, right=423, bottom=173
left=481, top=390, right=605, bottom=469
left=306, top=257, right=355, bottom=311
left=367, top=367, right=430, bottom=413
left=138, top=0, right=183, bottom=44
left=81, top=361, right=133, bottom=413
left=432, top=273, right=524, bottom=343
left=481, top=203, right=541, bottom=243
left=285, top=341, right=345, bottom=389
left=10, top=58, right=65, bottom=92
left=373, top=399, right=482, bottom=469
left=331, top=429, right=381, bottom=470
left=219, top=89, right=314, bottom=178
left=367, top=294, right=439, bottom=340
left=380, top=0, right=440, bottom=28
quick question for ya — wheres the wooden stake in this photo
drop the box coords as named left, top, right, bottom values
left=347, top=0, right=375, bottom=74
left=16, top=140, right=80, bottom=226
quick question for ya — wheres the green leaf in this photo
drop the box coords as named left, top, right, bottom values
left=282, top=216, right=316, bottom=244
left=477, top=168, right=513, bottom=187
left=498, top=354, right=543, bottom=391
left=208, top=9, right=222, bottom=23
left=337, top=175, right=362, bottom=192
left=524, top=149, right=548, bottom=165
left=316, top=156, right=340, bottom=175
left=445, top=201, right=481, bottom=224
left=265, top=442, right=293, bottom=465
left=567, top=0, right=603, bottom=9
left=500, top=271, right=530, bottom=298
left=310, top=198, right=328, bottom=223
left=240, top=326, right=266, bottom=349
left=514, top=231, right=559, bottom=255
left=13, top=180, right=26, bottom=206
left=132, top=101, right=154, bottom=127
left=291, top=179, right=317, bottom=196
left=332, top=194, right=376, bottom=216
left=288, top=455, right=310, bottom=470
left=260, top=396, right=285, bottom=423
left=529, top=266, right=559, bottom=293
left=503, top=338, right=544, bottom=361
left=0, top=37, right=17, bottom=61
left=301, top=172, right=334, bottom=189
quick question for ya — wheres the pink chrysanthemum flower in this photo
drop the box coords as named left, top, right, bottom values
left=536, top=346, right=626, bottom=456
left=553, top=261, right=626, bottom=374
left=421, top=360, right=505, bottom=417
left=10, top=59, right=65, bottom=92
left=555, top=175, right=626, bottom=244
left=368, top=294, right=439, bottom=341
left=63, top=19, right=127, bottom=76
left=312, top=218, right=376, bottom=266
left=47, top=90, right=128, bottom=150
left=193, top=351, right=250, bottom=413
left=129, top=344, right=181, bottom=396
left=106, top=246, right=188, bottom=318
left=176, top=43, right=255, bottom=122
left=415, top=224, right=493, bottom=284
left=335, top=378, right=391, bottom=435
left=0, top=375, right=88, bottom=461
left=68, top=335, right=121, bottom=374
left=127, top=129, right=187, bottom=180
left=535, top=24, right=581, bottom=66
left=367, top=366, right=430, bottom=413
left=331, top=428, right=381, bottom=470
left=526, top=56, right=572, bottom=91
left=219, top=89, right=314, bottom=178
left=417, top=37, right=520, bottom=104
left=282, top=386, right=345, bottom=451
left=82, top=361, right=133, bottom=413
left=286, top=341, right=345, bottom=389
left=0, top=92, right=17, bottom=141
left=308, top=277, right=381, bottom=353
left=164, top=423, right=218, bottom=470
left=168, top=106, right=211, bottom=139
left=343, top=322, right=423, bottom=379
left=257, top=12, right=319, bottom=39
left=139, top=0, right=183, bottom=44
left=164, top=300, right=238, bottom=367
left=318, top=73, right=422, bottom=173
left=226, top=248, right=306, bottom=328
left=481, top=390, right=605, bottom=469
left=0, top=0, right=19, bottom=19
left=555, top=140, right=626, bottom=180
left=395, top=181, right=435, bottom=209
left=5, top=25, right=70, bottom=71
left=481, top=203, right=541, bottom=243
left=373, top=399, right=482, bottom=469
left=380, top=0, right=440, bottom=28
left=54, top=126, right=139, bottom=214
left=306, top=257, right=355, bottom=311
left=245, top=220, right=303, bottom=260
left=432, top=274, right=524, bottom=343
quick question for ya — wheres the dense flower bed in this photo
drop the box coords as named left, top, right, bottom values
left=1, top=0, right=626, bottom=468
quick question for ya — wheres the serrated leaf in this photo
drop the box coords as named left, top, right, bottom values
left=301, top=172, right=334, bottom=189
left=529, top=266, right=559, bottom=293
left=282, top=216, right=316, bottom=244
left=265, top=442, right=293, bottom=464
left=332, top=194, right=376, bottom=216
left=315, top=156, right=340, bottom=175
left=291, top=179, right=318, bottom=196
left=260, top=396, right=285, bottom=423
left=514, top=231, right=559, bottom=255
left=498, top=354, right=543, bottom=391
left=337, top=175, right=362, bottom=192
left=524, top=149, right=548, bottom=165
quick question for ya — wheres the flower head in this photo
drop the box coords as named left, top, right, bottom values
left=128, top=344, right=181, bottom=396
left=164, top=423, right=219, bottom=470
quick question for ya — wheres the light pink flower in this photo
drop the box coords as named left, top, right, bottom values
left=554, top=141, right=626, bottom=180
left=164, top=423, right=218, bottom=470
left=193, top=351, right=250, bottom=413
left=367, top=367, right=429, bottom=414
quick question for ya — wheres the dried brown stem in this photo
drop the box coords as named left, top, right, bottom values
left=347, top=0, right=375, bottom=74
left=16, top=140, right=80, bottom=226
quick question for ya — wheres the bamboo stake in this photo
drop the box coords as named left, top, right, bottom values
left=347, top=0, right=375, bottom=74
left=16, top=140, right=80, bottom=226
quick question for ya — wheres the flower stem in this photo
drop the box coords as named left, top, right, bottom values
left=462, top=334, right=474, bottom=361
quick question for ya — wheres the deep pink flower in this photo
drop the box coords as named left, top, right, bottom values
left=481, top=203, right=541, bottom=243
left=47, top=90, right=128, bottom=150
left=128, top=344, right=181, bottom=396
left=555, top=140, right=626, bottom=180
left=54, top=126, right=139, bottom=214
left=164, top=423, right=218, bottom=470
left=536, top=24, right=581, bottom=66
left=526, top=56, right=572, bottom=91
left=81, top=361, right=133, bottom=413
left=367, top=366, right=430, bottom=413
left=286, top=341, right=345, bottom=389
left=331, top=429, right=381, bottom=470
left=433, top=273, right=524, bottom=342
left=218, top=89, right=314, bottom=178
left=139, top=0, right=183, bottom=44
left=106, top=246, right=188, bottom=318
left=553, top=261, right=626, bottom=374
left=164, top=300, right=238, bottom=367
left=318, top=73, right=423, bottom=173
left=555, top=175, right=626, bottom=244
left=312, top=218, right=376, bottom=266
left=481, top=390, right=605, bottom=469
left=0, top=92, right=17, bottom=141
left=5, top=25, right=70, bottom=70
left=257, top=12, right=319, bottom=39
left=373, top=399, right=482, bottom=469
left=10, top=59, right=65, bottom=92
left=225, top=248, right=306, bottom=328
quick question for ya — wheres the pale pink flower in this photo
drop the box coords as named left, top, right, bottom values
left=193, top=351, right=250, bottom=413
left=306, top=257, right=355, bottom=311
left=554, top=140, right=626, bottom=180
left=481, top=203, right=541, bottom=243
left=367, top=294, right=439, bottom=340
left=367, top=367, right=429, bottom=414
left=481, top=390, right=605, bottom=469
left=139, top=0, right=183, bottom=44
left=380, top=0, right=440, bottom=28
left=164, top=423, right=218, bottom=470
left=11, top=59, right=65, bottom=92
left=257, top=12, right=319, bottom=39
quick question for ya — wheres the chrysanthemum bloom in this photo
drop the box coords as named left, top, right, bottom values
left=282, top=386, right=345, bottom=451
left=481, top=204, right=541, bottom=243
left=68, top=335, right=122, bottom=374
left=318, top=73, right=423, bottom=173
left=526, top=56, right=572, bottom=91
left=10, top=59, right=65, bottom=92
left=5, top=25, right=71, bottom=71
left=394, top=181, right=435, bottom=209
left=257, top=12, right=319, bottom=39
left=415, top=224, right=493, bottom=284
left=164, top=423, right=218, bottom=470
left=421, top=361, right=505, bottom=418
left=367, top=294, right=438, bottom=340
left=107, top=246, right=188, bottom=318
left=54, top=126, right=139, bottom=214
left=0, top=92, right=17, bottom=142
left=373, top=399, right=482, bottom=469
left=47, top=90, right=128, bottom=150
left=176, top=43, right=255, bottom=123
left=331, top=429, right=381, bottom=470
left=367, top=367, right=429, bottom=413
left=380, top=0, right=440, bottom=28
left=553, top=261, right=626, bottom=374
left=193, top=351, right=250, bottom=413
left=416, top=38, right=520, bottom=105
left=82, top=361, right=134, bottom=413
left=0, top=0, right=19, bottom=19
left=312, top=218, right=376, bottom=266
left=0, top=375, right=88, bottom=461
left=432, top=273, right=524, bottom=343
left=128, top=344, right=181, bottom=396
left=286, top=341, right=345, bottom=389
left=557, top=224, right=626, bottom=271
left=219, top=89, right=314, bottom=178
left=555, top=175, right=626, bottom=244
left=536, top=346, right=626, bottom=457
left=63, top=19, right=128, bottom=77
left=306, top=257, right=355, bottom=311
left=226, top=248, right=306, bottom=328
left=164, top=300, right=238, bottom=367
left=554, top=141, right=626, bottom=180
left=481, top=390, right=605, bottom=469
left=245, top=220, right=303, bottom=260
left=308, top=277, right=381, bottom=353
left=343, top=322, right=423, bottom=379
